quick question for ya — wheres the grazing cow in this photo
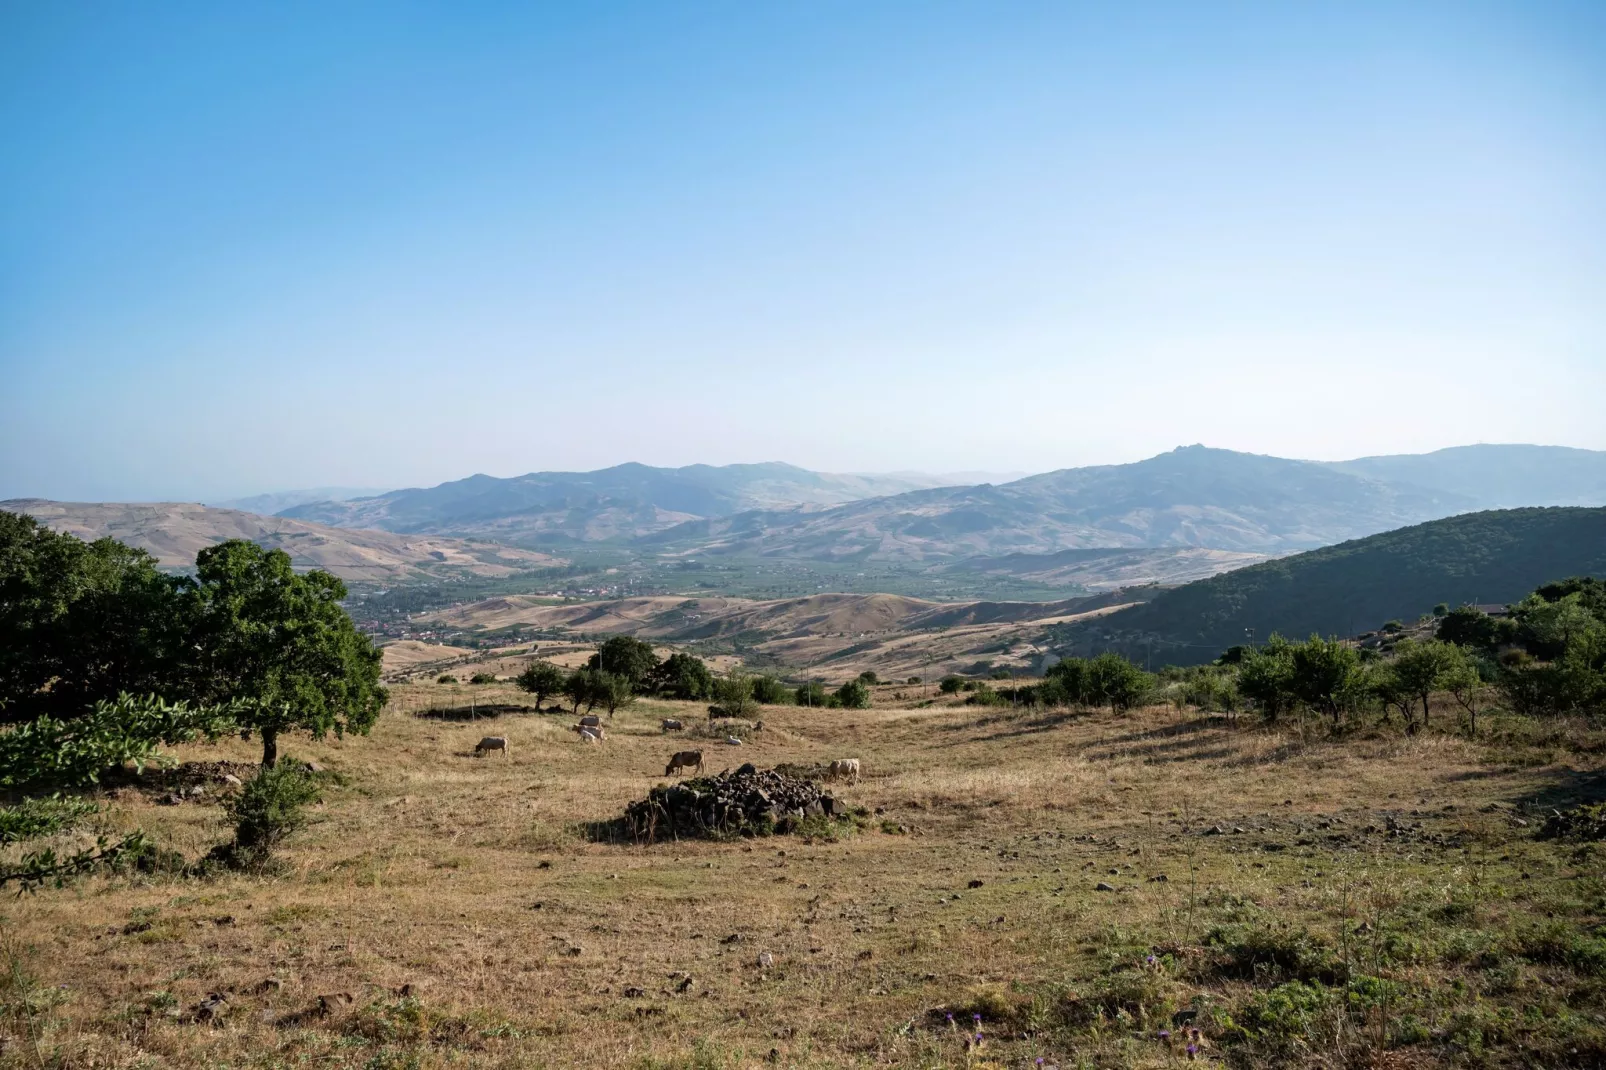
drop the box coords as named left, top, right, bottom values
left=665, top=750, right=704, bottom=776
left=828, top=758, right=860, bottom=783
left=475, top=736, right=509, bottom=758
left=660, top=718, right=684, bottom=733
left=579, top=714, right=601, bottom=728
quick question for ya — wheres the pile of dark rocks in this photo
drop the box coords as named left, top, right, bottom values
left=616, top=764, right=852, bottom=843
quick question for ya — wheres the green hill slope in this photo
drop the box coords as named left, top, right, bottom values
left=1085, top=507, right=1606, bottom=664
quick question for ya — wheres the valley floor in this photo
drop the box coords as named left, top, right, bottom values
left=4, top=685, right=1603, bottom=1068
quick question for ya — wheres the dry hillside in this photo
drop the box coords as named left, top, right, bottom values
left=4, top=499, right=562, bottom=582
left=8, top=688, right=1601, bottom=1068
left=413, top=591, right=1147, bottom=680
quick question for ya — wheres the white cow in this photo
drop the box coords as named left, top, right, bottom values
left=828, top=758, right=860, bottom=783
left=475, top=736, right=509, bottom=758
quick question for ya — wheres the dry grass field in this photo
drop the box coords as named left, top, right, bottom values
left=2, top=683, right=1603, bottom=1068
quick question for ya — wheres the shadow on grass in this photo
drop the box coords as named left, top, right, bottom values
left=411, top=703, right=539, bottom=722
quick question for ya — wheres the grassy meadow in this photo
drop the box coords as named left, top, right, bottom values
left=2, top=680, right=1603, bottom=1068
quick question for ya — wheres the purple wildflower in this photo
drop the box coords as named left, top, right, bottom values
left=1157, top=1029, right=1171, bottom=1039
left=1186, top=1044, right=1198, bottom=1056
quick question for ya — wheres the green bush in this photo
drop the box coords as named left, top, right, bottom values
left=857, top=670, right=879, bottom=685
left=216, top=762, right=321, bottom=868
left=469, top=672, right=496, bottom=684
left=793, top=681, right=828, bottom=707
left=0, top=694, right=238, bottom=791
left=437, top=674, right=457, bottom=684
left=835, top=679, right=871, bottom=709
left=749, top=676, right=792, bottom=704
left=938, top=675, right=964, bottom=694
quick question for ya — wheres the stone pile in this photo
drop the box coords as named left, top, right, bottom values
left=621, top=766, right=850, bottom=843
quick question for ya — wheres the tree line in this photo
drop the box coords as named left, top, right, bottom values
left=509, top=635, right=877, bottom=717
left=1, top=511, right=385, bottom=771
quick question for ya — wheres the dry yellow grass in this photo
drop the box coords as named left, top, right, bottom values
left=1, top=689, right=1599, bottom=1068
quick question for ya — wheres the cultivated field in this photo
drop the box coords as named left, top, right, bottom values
left=3, top=685, right=1603, bottom=1068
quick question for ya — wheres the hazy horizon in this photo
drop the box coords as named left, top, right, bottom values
left=4, top=3, right=1603, bottom=501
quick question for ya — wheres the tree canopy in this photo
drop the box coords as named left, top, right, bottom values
left=183, top=541, right=385, bottom=766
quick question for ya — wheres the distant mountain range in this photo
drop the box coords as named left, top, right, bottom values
left=213, top=486, right=392, bottom=515
left=2, top=499, right=562, bottom=583
left=1325, top=445, right=1606, bottom=509
left=272, top=444, right=1606, bottom=562
left=1079, top=506, right=1606, bottom=664
left=279, top=463, right=977, bottom=542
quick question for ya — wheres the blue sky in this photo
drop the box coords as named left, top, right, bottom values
left=2, top=2, right=1603, bottom=501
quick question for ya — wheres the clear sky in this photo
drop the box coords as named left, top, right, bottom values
left=3, top=2, right=1603, bottom=501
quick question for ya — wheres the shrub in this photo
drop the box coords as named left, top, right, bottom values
left=906, top=676, right=920, bottom=685
left=857, top=670, right=879, bottom=685
left=469, top=672, right=496, bottom=685
left=749, top=676, right=791, bottom=705
left=835, top=679, right=871, bottom=709
left=793, top=681, right=828, bottom=707
left=215, top=762, right=321, bottom=868
left=437, top=675, right=457, bottom=684
left=938, top=675, right=964, bottom=694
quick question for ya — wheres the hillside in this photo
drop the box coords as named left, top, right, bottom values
left=941, top=546, right=1272, bottom=588
left=416, top=589, right=1146, bottom=679
left=1329, top=444, right=1606, bottom=509
left=645, top=446, right=1475, bottom=561
left=1088, top=506, right=1606, bottom=663
left=278, top=463, right=970, bottom=540
left=4, top=500, right=562, bottom=583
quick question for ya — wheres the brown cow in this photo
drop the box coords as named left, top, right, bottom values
left=665, top=750, right=704, bottom=776
left=475, top=736, right=509, bottom=758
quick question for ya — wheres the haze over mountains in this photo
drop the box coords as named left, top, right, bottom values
left=278, top=444, right=1606, bottom=561
left=2, top=500, right=560, bottom=582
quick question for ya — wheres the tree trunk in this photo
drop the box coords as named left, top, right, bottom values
left=261, top=728, right=279, bottom=768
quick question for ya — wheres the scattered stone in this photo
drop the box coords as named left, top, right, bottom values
left=316, top=993, right=355, bottom=1016
left=967, top=879, right=984, bottom=889
left=221, top=774, right=243, bottom=787
left=1095, top=882, right=1115, bottom=892
left=725, top=737, right=742, bottom=746
left=1172, top=1008, right=1198, bottom=1026
left=758, top=951, right=775, bottom=968
left=396, top=982, right=417, bottom=997
left=676, top=975, right=695, bottom=993
left=721, top=933, right=743, bottom=944
left=212, top=915, right=234, bottom=926
left=1148, top=874, right=1169, bottom=883
left=624, top=985, right=645, bottom=998
left=189, top=992, right=228, bottom=1023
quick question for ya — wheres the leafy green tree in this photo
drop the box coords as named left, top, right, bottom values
left=515, top=660, right=566, bottom=708
left=563, top=668, right=599, bottom=715
left=794, top=681, right=828, bottom=707
left=1288, top=635, right=1364, bottom=725
left=1437, top=606, right=1503, bottom=650
left=1035, top=677, right=1071, bottom=707
left=857, top=670, right=879, bottom=686
left=938, top=675, right=965, bottom=695
left=1237, top=636, right=1297, bottom=722
left=710, top=670, right=758, bottom=719
left=587, top=636, right=660, bottom=692
left=835, top=678, right=871, bottom=709
left=750, top=675, right=791, bottom=704
left=654, top=653, right=713, bottom=701
left=1046, top=658, right=1093, bottom=705
left=1386, top=639, right=1467, bottom=728
left=1083, top=653, right=1151, bottom=712
left=1512, top=592, right=1600, bottom=661
left=182, top=541, right=385, bottom=766
left=593, top=670, right=635, bottom=717
left=0, top=512, right=189, bottom=721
